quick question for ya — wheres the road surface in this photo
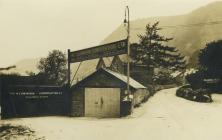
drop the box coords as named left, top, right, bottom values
left=1, top=88, right=222, bottom=140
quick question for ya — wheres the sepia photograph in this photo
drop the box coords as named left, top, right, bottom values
left=1, top=0, right=222, bottom=139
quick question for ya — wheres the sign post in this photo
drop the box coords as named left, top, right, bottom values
left=67, top=49, right=71, bottom=87
left=124, top=6, right=131, bottom=101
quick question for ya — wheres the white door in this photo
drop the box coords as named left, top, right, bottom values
left=85, top=88, right=120, bottom=117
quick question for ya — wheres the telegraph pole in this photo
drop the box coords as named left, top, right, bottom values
left=124, top=6, right=130, bottom=99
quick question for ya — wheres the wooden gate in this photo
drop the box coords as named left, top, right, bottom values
left=85, top=88, right=120, bottom=117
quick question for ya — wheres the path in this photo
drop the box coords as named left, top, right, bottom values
left=1, top=88, right=222, bottom=140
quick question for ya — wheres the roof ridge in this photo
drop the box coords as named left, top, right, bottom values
left=102, top=68, right=146, bottom=89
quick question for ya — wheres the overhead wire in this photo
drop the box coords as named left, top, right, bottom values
left=70, top=62, right=82, bottom=85
left=131, top=20, right=222, bottom=30
left=67, top=20, right=222, bottom=85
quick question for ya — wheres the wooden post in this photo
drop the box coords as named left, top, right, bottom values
left=68, top=49, right=71, bottom=87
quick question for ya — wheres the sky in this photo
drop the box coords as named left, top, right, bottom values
left=0, top=0, right=220, bottom=67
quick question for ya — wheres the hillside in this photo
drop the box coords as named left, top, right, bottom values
left=102, top=1, right=222, bottom=64
left=0, top=58, right=40, bottom=75
left=5, top=1, right=222, bottom=75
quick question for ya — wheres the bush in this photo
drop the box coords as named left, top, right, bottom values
left=186, top=70, right=222, bottom=92
left=146, top=84, right=156, bottom=96
left=176, top=85, right=212, bottom=103
left=153, top=71, right=175, bottom=85
left=185, top=70, right=205, bottom=89
left=199, top=40, right=222, bottom=75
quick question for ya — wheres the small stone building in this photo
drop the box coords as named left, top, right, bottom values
left=70, top=68, right=148, bottom=118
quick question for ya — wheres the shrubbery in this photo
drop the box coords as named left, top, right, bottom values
left=185, top=70, right=205, bottom=89
left=178, top=40, right=222, bottom=102
left=176, top=85, right=212, bottom=103
left=185, top=69, right=222, bottom=92
left=153, top=71, right=175, bottom=85
left=146, top=84, right=156, bottom=96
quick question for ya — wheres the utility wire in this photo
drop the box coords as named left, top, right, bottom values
left=71, top=62, right=82, bottom=85
left=131, top=20, right=222, bottom=30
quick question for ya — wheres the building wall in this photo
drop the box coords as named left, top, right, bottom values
left=71, top=87, right=149, bottom=117
left=85, top=88, right=120, bottom=118
left=106, top=56, right=154, bottom=86
left=96, top=55, right=155, bottom=87
left=133, top=89, right=150, bottom=106
left=71, top=88, right=84, bottom=117
left=110, top=56, right=125, bottom=74
left=75, top=71, right=127, bottom=89
left=71, top=69, right=149, bottom=117
left=129, top=65, right=154, bottom=87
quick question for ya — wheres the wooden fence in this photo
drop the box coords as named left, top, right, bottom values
left=0, top=75, right=70, bottom=119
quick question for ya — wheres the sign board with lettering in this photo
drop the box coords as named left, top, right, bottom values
left=9, top=91, right=63, bottom=99
left=1, top=85, right=69, bottom=118
left=69, top=39, right=128, bottom=63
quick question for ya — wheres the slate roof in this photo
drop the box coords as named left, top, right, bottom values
left=103, top=68, right=146, bottom=89
left=72, top=68, right=146, bottom=89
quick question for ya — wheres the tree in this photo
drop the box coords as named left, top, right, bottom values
left=131, top=22, right=186, bottom=71
left=185, top=40, right=222, bottom=92
left=37, top=50, right=67, bottom=85
left=25, top=71, right=36, bottom=76
left=199, top=40, right=222, bottom=78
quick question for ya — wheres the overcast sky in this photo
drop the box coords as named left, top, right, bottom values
left=0, top=0, right=220, bottom=67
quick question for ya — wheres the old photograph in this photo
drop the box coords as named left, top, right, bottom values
left=1, top=0, right=222, bottom=139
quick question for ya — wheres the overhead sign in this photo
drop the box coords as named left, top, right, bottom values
left=69, top=39, right=128, bottom=63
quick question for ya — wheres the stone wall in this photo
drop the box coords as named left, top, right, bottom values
left=133, top=89, right=150, bottom=106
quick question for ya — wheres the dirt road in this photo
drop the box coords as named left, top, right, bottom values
left=1, top=88, right=222, bottom=140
